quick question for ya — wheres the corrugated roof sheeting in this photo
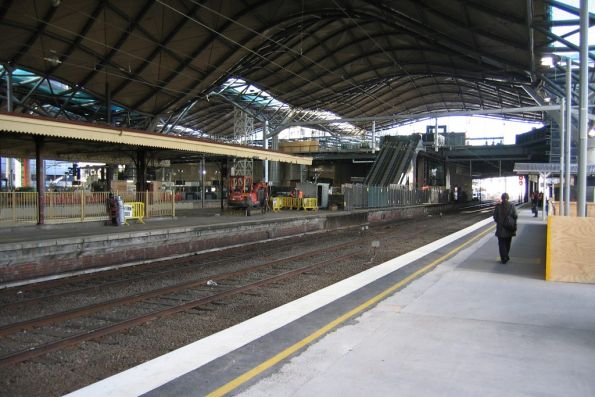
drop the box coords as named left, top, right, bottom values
left=0, top=0, right=549, bottom=138
left=0, top=113, right=312, bottom=165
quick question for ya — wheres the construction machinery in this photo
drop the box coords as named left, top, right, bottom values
left=227, top=175, right=269, bottom=214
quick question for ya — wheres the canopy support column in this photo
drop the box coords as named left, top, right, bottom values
left=577, top=0, right=589, bottom=216
left=565, top=58, right=572, bottom=216
left=201, top=156, right=205, bottom=208
left=35, top=136, right=45, bottom=225
left=559, top=98, right=565, bottom=215
left=136, top=150, right=147, bottom=195
left=263, top=120, right=269, bottom=183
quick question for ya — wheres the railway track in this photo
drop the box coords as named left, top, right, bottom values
left=0, top=240, right=367, bottom=367
left=0, top=226, right=361, bottom=308
left=0, top=213, right=422, bottom=310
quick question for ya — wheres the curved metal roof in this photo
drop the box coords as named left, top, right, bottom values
left=0, top=0, right=554, bottom=139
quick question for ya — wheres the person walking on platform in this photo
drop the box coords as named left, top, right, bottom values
left=493, top=192, right=517, bottom=264
left=531, top=191, right=539, bottom=217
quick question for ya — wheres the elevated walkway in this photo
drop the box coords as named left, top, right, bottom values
left=67, top=209, right=595, bottom=396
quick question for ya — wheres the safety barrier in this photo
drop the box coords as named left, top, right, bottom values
left=124, top=202, right=145, bottom=224
left=289, top=197, right=300, bottom=210
left=270, top=196, right=319, bottom=211
left=270, top=197, right=284, bottom=212
left=301, top=198, right=318, bottom=211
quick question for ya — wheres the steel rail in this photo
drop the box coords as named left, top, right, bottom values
left=0, top=229, right=354, bottom=309
left=0, top=251, right=361, bottom=368
left=0, top=240, right=359, bottom=336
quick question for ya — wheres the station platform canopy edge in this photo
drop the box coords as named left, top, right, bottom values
left=0, top=113, right=312, bottom=166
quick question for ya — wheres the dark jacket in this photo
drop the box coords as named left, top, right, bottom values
left=493, top=201, right=518, bottom=238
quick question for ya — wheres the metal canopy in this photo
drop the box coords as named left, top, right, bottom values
left=0, top=113, right=312, bottom=165
left=0, top=0, right=557, bottom=139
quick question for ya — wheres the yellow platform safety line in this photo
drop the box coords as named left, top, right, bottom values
left=205, top=224, right=496, bottom=397
left=124, top=201, right=145, bottom=224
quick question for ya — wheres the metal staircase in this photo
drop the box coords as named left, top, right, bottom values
left=364, top=135, right=420, bottom=186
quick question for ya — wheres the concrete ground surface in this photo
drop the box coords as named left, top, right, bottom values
left=235, top=209, right=595, bottom=397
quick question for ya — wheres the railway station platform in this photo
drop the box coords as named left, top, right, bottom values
left=0, top=204, right=452, bottom=286
left=66, top=208, right=595, bottom=397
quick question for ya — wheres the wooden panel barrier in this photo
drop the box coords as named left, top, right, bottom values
left=547, top=215, right=595, bottom=284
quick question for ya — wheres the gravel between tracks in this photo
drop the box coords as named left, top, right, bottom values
left=0, top=212, right=490, bottom=396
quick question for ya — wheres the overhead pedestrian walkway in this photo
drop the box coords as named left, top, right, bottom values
left=67, top=208, right=595, bottom=397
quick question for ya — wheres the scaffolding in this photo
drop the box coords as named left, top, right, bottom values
left=233, top=108, right=254, bottom=145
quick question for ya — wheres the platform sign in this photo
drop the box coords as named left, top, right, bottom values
left=123, top=204, right=133, bottom=219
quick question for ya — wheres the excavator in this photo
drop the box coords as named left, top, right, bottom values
left=227, top=175, right=269, bottom=215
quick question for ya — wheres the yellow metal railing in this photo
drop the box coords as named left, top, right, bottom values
left=0, top=192, right=38, bottom=224
left=0, top=191, right=176, bottom=227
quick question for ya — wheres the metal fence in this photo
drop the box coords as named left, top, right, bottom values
left=342, top=185, right=448, bottom=210
left=0, top=192, right=38, bottom=224
left=0, top=187, right=448, bottom=226
left=0, top=191, right=176, bottom=227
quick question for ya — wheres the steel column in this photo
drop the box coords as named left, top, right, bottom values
left=136, top=150, right=147, bottom=194
left=5, top=65, right=13, bottom=112
left=565, top=58, right=572, bottom=216
left=527, top=0, right=536, bottom=82
left=372, top=121, right=376, bottom=153
left=577, top=0, right=588, bottom=217
left=264, top=120, right=269, bottom=183
left=35, top=137, right=45, bottom=225
left=201, top=156, right=205, bottom=208
left=559, top=98, right=565, bottom=215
